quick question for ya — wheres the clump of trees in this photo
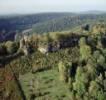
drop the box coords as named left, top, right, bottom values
left=73, top=67, right=87, bottom=97
left=57, top=35, right=106, bottom=100
left=79, top=37, right=92, bottom=61
left=5, top=41, right=19, bottom=54
left=0, top=41, right=19, bottom=56
left=58, top=61, right=72, bottom=82
left=82, top=24, right=90, bottom=31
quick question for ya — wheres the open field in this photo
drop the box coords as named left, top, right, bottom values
left=19, top=68, right=71, bottom=100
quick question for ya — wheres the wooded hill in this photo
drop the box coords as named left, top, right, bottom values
left=0, top=12, right=106, bottom=42
left=0, top=23, right=105, bottom=100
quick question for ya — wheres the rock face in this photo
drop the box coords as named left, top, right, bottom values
left=38, top=46, right=48, bottom=54
left=22, top=46, right=29, bottom=56
left=19, top=35, right=30, bottom=56
left=19, top=38, right=25, bottom=49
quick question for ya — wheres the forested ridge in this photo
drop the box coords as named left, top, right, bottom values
left=0, top=13, right=75, bottom=32
left=32, top=14, right=106, bottom=33
left=0, top=13, right=106, bottom=42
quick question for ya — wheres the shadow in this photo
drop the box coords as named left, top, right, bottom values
left=0, top=51, right=23, bottom=66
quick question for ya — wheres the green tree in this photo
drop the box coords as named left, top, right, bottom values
left=79, top=41, right=91, bottom=61
left=73, top=67, right=88, bottom=97
left=93, top=50, right=101, bottom=59
left=5, top=41, right=18, bottom=54
left=86, top=57, right=98, bottom=80
left=93, top=51, right=105, bottom=71
left=58, top=61, right=72, bottom=82
left=89, top=80, right=105, bottom=100
left=79, top=37, right=86, bottom=46
left=97, top=55, right=105, bottom=66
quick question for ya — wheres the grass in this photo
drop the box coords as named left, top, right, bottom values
left=19, top=68, right=71, bottom=100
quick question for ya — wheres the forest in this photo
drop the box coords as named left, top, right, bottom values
left=0, top=21, right=106, bottom=100
left=0, top=13, right=106, bottom=42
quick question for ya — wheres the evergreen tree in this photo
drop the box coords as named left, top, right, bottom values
left=73, top=67, right=87, bottom=97
left=79, top=37, right=91, bottom=61
left=5, top=41, right=18, bottom=54
left=58, top=61, right=72, bottom=82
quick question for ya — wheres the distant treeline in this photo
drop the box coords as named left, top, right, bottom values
left=0, top=13, right=106, bottom=42
left=0, top=13, right=75, bottom=33
left=32, top=14, right=106, bottom=33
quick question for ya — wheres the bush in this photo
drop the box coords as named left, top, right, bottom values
left=97, top=55, right=105, bottom=66
left=80, top=44, right=91, bottom=61
left=5, top=41, right=19, bottom=54
left=73, top=67, right=88, bottom=96
left=82, top=24, right=90, bottom=31
left=58, top=61, right=72, bottom=82
left=79, top=37, right=92, bottom=62
left=89, top=80, right=105, bottom=100
left=86, top=57, right=98, bottom=80
left=73, top=67, right=89, bottom=97
left=79, top=37, right=86, bottom=46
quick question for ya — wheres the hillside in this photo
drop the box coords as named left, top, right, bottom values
left=0, top=13, right=75, bottom=42
left=0, top=23, right=106, bottom=100
left=32, top=14, right=106, bottom=33
left=0, top=13, right=106, bottom=42
left=0, top=13, right=75, bottom=32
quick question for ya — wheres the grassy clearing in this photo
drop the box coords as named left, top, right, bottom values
left=19, top=68, right=71, bottom=100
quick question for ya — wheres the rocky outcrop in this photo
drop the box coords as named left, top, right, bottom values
left=19, top=35, right=30, bottom=56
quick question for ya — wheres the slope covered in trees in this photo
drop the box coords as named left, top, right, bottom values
left=32, top=14, right=106, bottom=33
left=0, top=23, right=106, bottom=100
left=0, top=13, right=75, bottom=33
left=0, top=12, right=106, bottom=42
left=0, top=13, right=75, bottom=42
